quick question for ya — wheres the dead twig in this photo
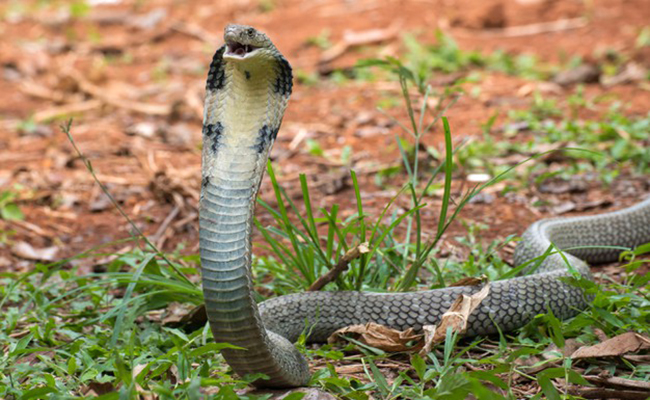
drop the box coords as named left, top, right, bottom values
left=65, top=70, right=171, bottom=116
left=583, top=375, right=650, bottom=391
left=33, top=100, right=103, bottom=123
left=308, top=243, right=369, bottom=291
left=454, top=17, right=587, bottom=38
left=568, top=387, right=650, bottom=400
left=171, top=21, right=220, bottom=45
left=153, top=205, right=181, bottom=249
left=319, top=22, right=402, bottom=65
left=8, top=219, right=55, bottom=239
left=19, top=80, right=69, bottom=103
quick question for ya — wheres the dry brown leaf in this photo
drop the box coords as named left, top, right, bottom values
left=420, top=284, right=491, bottom=355
left=11, top=241, right=59, bottom=261
left=81, top=381, right=114, bottom=397
left=419, top=325, right=438, bottom=357
left=327, top=322, right=421, bottom=352
left=571, top=332, right=650, bottom=360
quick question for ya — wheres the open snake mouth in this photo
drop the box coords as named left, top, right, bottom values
left=225, top=40, right=259, bottom=59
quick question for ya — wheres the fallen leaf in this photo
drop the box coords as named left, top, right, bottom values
left=132, top=364, right=156, bottom=400
left=328, top=322, right=421, bottom=352
left=420, top=284, right=490, bottom=355
left=82, top=381, right=114, bottom=397
left=571, top=332, right=650, bottom=359
left=419, top=325, right=437, bottom=357
left=11, top=241, right=59, bottom=261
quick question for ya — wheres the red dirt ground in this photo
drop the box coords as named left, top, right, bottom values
left=0, top=0, right=649, bottom=273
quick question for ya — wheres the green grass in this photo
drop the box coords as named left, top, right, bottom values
left=2, top=42, right=650, bottom=400
left=454, top=89, right=650, bottom=188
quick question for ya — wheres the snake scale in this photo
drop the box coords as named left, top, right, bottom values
left=199, top=24, right=650, bottom=388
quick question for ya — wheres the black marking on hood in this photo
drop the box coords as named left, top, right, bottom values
left=253, top=124, right=279, bottom=154
left=203, top=122, right=224, bottom=153
left=202, top=176, right=210, bottom=188
left=245, top=70, right=251, bottom=80
left=206, top=45, right=226, bottom=91
left=274, top=56, right=293, bottom=97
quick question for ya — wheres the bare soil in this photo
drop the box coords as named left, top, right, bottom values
left=1, top=0, right=649, bottom=275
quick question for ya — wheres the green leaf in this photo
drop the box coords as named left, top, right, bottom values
left=80, top=368, right=99, bottom=382
left=368, top=360, right=390, bottom=397
left=19, top=386, right=57, bottom=400
left=1, top=203, right=24, bottom=220
left=410, top=353, right=426, bottom=381
left=189, top=342, right=243, bottom=358
left=282, top=392, right=306, bottom=400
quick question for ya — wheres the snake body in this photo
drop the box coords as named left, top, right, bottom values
left=199, top=25, right=650, bottom=388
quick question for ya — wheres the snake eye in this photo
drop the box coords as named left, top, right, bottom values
left=247, top=28, right=255, bottom=37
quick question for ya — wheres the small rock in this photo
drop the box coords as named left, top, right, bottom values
left=601, top=63, right=646, bottom=86
left=128, top=8, right=167, bottom=30
left=539, top=179, right=587, bottom=194
left=469, top=192, right=495, bottom=204
left=553, top=64, right=601, bottom=86
left=0, top=256, right=12, bottom=268
left=552, top=201, right=577, bottom=215
left=90, top=192, right=112, bottom=212
left=163, top=123, right=194, bottom=147
left=125, top=121, right=158, bottom=139
left=11, top=241, right=59, bottom=262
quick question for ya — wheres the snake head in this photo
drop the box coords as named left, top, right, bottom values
left=223, top=24, right=275, bottom=61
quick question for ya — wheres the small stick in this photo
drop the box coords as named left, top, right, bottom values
left=66, top=70, right=170, bottom=116
left=583, top=375, right=650, bottom=391
left=33, top=100, right=102, bottom=123
left=153, top=205, right=181, bottom=249
left=308, top=243, right=369, bottom=291
left=319, top=23, right=401, bottom=65
left=569, top=388, right=650, bottom=400
left=9, top=219, right=54, bottom=238
left=171, top=21, right=220, bottom=45
left=454, top=17, right=587, bottom=38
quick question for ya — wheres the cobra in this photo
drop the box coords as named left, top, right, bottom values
left=199, top=24, right=650, bottom=388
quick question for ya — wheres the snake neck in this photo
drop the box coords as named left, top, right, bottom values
left=199, top=39, right=307, bottom=387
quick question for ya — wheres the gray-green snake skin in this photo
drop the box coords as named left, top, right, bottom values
left=199, top=24, right=650, bottom=388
